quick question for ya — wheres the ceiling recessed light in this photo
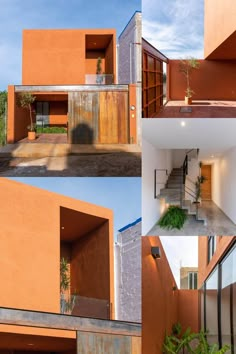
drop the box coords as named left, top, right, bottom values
left=211, top=155, right=214, bottom=158
left=180, top=121, right=186, bottom=127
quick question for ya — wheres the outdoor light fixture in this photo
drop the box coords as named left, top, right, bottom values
left=151, top=246, right=161, bottom=259
left=180, top=121, right=186, bottom=127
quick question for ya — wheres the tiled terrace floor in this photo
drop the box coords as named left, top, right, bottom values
left=153, top=100, right=236, bottom=118
left=19, top=133, right=67, bottom=143
left=147, top=201, right=236, bottom=236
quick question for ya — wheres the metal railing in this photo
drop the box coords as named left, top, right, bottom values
left=181, top=149, right=200, bottom=215
left=60, top=294, right=110, bottom=319
left=85, top=74, right=114, bottom=85
left=154, top=169, right=168, bottom=198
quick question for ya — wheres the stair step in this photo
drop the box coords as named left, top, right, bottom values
left=196, top=207, right=207, bottom=226
left=166, top=183, right=183, bottom=189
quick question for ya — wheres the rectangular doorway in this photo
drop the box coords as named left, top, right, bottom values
left=201, top=164, right=212, bottom=200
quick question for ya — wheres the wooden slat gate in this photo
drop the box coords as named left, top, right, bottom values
left=68, top=89, right=129, bottom=144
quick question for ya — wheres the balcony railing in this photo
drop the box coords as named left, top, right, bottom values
left=85, top=74, right=114, bottom=85
left=60, top=293, right=110, bottom=319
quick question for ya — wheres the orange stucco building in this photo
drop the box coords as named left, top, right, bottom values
left=142, top=236, right=236, bottom=354
left=7, top=28, right=138, bottom=144
left=0, top=178, right=141, bottom=353
left=142, top=0, right=236, bottom=117
left=142, top=236, right=199, bottom=354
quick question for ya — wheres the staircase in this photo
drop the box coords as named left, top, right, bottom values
left=155, top=151, right=207, bottom=226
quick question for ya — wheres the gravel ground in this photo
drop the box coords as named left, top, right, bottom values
left=0, top=152, right=141, bottom=177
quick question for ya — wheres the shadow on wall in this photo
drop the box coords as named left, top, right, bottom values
left=71, top=123, right=94, bottom=144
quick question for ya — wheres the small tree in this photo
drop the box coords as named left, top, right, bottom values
left=179, top=58, right=200, bottom=98
left=17, top=92, right=36, bottom=131
left=96, top=57, right=104, bottom=84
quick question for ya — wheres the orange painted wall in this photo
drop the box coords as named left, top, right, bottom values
left=71, top=222, right=110, bottom=300
left=49, top=101, right=68, bottom=125
left=105, top=37, right=116, bottom=82
left=85, top=50, right=105, bottom=75
left=0, top=178, right=114, bottom=318
left=22, top=29, right=116, bottom=85
left=168, top=59, right=236, bottom=100
left=198, top=236, right=235, bottom=287
left=129, top=84, right=137, bottom=144
left=204, top=0, right=236, bottom=59
left=143, top=237, right=200, bottom=354
left=178, top=290, right=199, bottom=333
left=142, top=236, right=178, bottom=354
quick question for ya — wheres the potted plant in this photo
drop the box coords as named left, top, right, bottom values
left=96, top=57, right=104, bottom=84
left=194, top=175, right=207, bottom=204
left=17, top=92, right=36, bottom=140
left=179, top=58, right=200, bottom=105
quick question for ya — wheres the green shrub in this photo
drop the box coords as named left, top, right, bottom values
left=36, top=126, right=67, bottom=134
left=157, top=206, right=187, bottom=230
left=163, top=322, right=230, bottom=354
left=0, top=117, right=5, bottom=146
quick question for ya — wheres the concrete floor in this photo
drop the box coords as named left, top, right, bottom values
left=0, top=152, right=141, bottom=177
left=153, top=100, right=236, bottom=118
left=147, top=201, right=236, bottom=236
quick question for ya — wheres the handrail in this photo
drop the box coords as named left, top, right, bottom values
left=181, top=148, right=199, bottom=206
left=154, top=169, right=168, bottom=199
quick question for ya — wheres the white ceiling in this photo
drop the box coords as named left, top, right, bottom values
left=143, top=118, right=236, bottom=160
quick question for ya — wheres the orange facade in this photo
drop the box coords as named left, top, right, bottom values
left=142, top=237, right=199, bottom=354
left=0, top=178, right=114, bottom=317
left=204, top=0, right=236, bottom=59
left=198, top=236, right=235, bottom=287
left=22, top=29, right=116, bottom=85
left=168, top=59, right=236, bottom=101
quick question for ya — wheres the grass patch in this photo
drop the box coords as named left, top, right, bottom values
left=0, top=117, right=5, bottom=146
left=157, top=205, right=187, bottom=230
left=36, top=126, right=67, bottom=134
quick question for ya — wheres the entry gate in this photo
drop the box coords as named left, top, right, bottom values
left=68, top=87, right=129, bottom=144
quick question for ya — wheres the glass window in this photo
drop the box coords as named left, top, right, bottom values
left=221, top=249, right=233, bottom=349
left=208, top=236, right=216, bottom=263
left=188, top=272, right=198, bottom=289
left=205, top=268, right=218, bottom=345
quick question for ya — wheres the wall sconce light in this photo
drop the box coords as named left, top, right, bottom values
left=151, top=246, right=161, bottom=259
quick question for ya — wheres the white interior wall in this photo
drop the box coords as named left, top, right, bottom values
left=142, top=139, right=173, bottom=235
left=212, top=146, right=236, bottom=224
left=172, top=150, right=186, bottom=168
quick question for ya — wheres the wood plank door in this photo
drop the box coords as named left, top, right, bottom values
left=68, top=91, right=99, bottom=144
left=201, top=165, right=212, bottom=200
left=99, top=91, right=129, bottom=144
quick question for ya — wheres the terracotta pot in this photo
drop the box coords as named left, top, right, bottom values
left=185, top=96, right=192, bottom=105
left=28, top=131, right=36, bottom=140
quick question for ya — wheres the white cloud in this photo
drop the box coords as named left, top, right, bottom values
left=142, top=0, right=204, bottom=58
left=160, top=236, right=198, bottom=287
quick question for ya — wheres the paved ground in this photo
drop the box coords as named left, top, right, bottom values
left=153, top=100, right=236, bottom=118
left=147, top=201, right=236, bottom=236
left=0, top=152, right=141, bottom=176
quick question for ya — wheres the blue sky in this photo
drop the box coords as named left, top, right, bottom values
left=0, top=0, right=141, bottom=90
left=142, top=0, right=204, bottom=58
left=10, top=177, right=141, bottom=239
left=160, top=236, right=198, bottom=287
